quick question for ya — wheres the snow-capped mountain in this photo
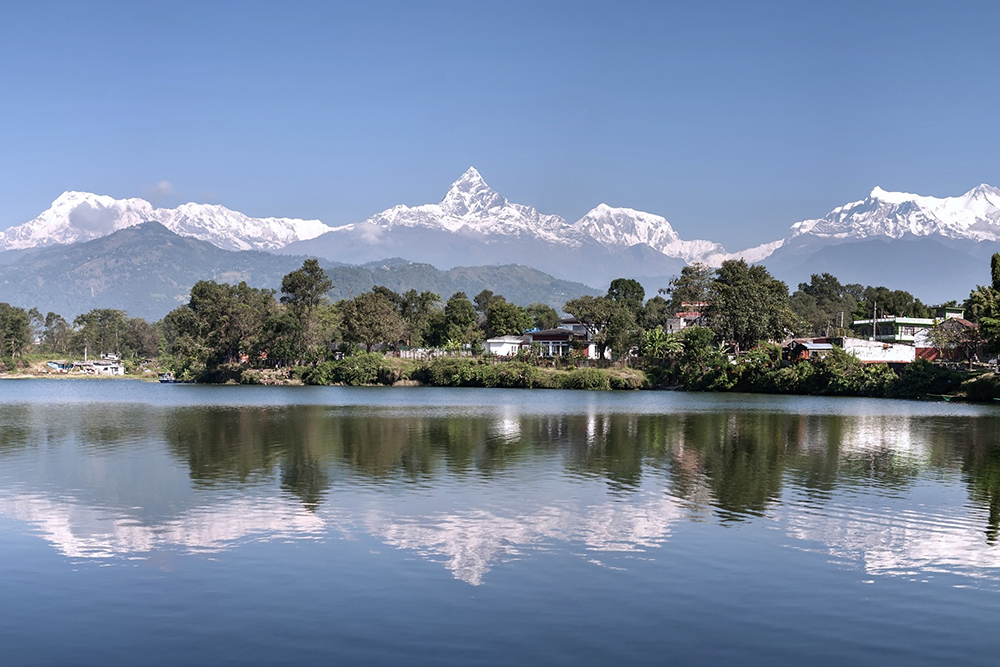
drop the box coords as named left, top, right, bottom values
left=573, top=203, right=728, bottom=264
left=346, top=167, right=575, bottom=245
left=315, top=168, right=728, bottom=261
left=0, top=191, right=332, bottom=252
left=784, top=184, right=1000, bottom=243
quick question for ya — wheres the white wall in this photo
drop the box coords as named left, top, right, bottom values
left=842, top=338, right=915, bottom=363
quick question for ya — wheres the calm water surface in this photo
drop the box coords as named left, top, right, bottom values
left=2, top=379, right=1000, bottom=665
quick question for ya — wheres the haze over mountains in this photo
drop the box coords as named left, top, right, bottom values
left=3, top=168, right=999, bottom=311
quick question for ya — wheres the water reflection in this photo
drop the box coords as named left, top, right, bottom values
left=2, top=395, right=1000, bottom=586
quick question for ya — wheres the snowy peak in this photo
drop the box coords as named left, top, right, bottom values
left=0, top=192, right=333, bottom=252
left=575, top=203, right=731, bottom=264
left=439, top=167, right=508, bottom=217
left=789, top=183, right=1000, bottom=242
left=355, top=167, right=571, bottom=242
left=577, top=203, right=681, bottom=246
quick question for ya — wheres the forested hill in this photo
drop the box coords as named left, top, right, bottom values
left=0, top=222, right=598, bottom=320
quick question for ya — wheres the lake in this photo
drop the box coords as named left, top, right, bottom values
left=2, top=379, right=1000, bottom=666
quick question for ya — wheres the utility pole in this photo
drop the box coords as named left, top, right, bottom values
left=871, top=301, right=877, bottom=341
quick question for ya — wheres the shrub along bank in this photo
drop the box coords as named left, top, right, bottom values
left=291, top=329, right=970, bottom=400
left=300, top=354, right=645, bottom=390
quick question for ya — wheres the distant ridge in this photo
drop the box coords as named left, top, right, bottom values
left=0, top=222, right=598, bottom=320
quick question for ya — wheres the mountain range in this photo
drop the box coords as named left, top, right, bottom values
left=0, top=223, right=597, bottom=320
left=3, top=168, right=999, bottom=307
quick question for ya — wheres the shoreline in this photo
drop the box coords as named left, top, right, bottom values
left=1, top=373, right=994, bottom=404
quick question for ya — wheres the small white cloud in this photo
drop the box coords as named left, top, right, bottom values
left=150, top=180, right=176, bottom=197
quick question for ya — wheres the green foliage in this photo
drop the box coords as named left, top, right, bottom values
left=790, top=273, right=861, bottom=337
left=673, top=326, right=733, bottom=391
left=853, top=285, right=930, bottom=319
left=41, top=312, right=71, bottom=354
left=413, top=358, right=545, bottom=389
left=302, top=352, right=386, bottom=386
left=889, top=358, right=961, bottom=398
left=73, top=308, right=128, bottom=357
left=560, top=368, right=611, bottom=390
left=961, top=373, right=1000, bottom=402
left=641, top=296, right=674, bottom=330
left=279, top=259, right=334, bottom=363
left=485, top=298, right=532, bottom=338
left=811, top=348, right=897, bottom=397
left=661, top=263, right=713, bottom=312
left=240, top=369, right=265, bottom=385
left=607, top=278, right=645, bottom=317
left=526, top=303, right=560, bottom=331
left=425, top=292, right=482, bottom=347
left=340, top=290, right=406, bottom=352
left=708, top=260, right=795, bottom=352
left=0, top=302, right=32, bottom=361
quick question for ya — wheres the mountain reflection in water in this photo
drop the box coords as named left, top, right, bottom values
left=2, top=394, right=1000, bottom=587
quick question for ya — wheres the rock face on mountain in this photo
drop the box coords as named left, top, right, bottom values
left=0, top=191, right=333, bottom=251
left=0, top=222, right=597, bottom=320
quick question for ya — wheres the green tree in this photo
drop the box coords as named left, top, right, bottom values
left=790, top=273, right=860, bottom=336
left=485, top=298, right=532, bottom=338
left=398, top=289, right=441, bottom=346
left=169, top=281, right=278, bottom=368
left=606, top=278, right=645, bottom=317
left=473, top=289, right=500, bottom=317
left=42, top=312, right=71, bottom=354
left=526, top=302, right=560, bottom=331
left=964, top=253, right=1000, bottom=353
left=603, top=306, right=639, bottom=360
left=123, top=318, right=160, bottom=359
left=0, top=303, right=32, bottom=361
left=661, top=263, right=713, bottom=311
left=73, top=309, right=128, bottom=358
left=707, top=260, right=795, bottom=353
left=280, top=259, right=334, bottom=363
left=340, top=290, right=406, bottom=352
left=431, top=291, right=481, bottom=346
left=641, top=295, right=674, bottom=330
left=564, top=295, right=616, bottom=358
left=853, top=285, right=930, bottom=320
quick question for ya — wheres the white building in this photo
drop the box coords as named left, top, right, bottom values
left=837, top=337, right=915, bottom=364
left=483, top=335, right=527, bottom=356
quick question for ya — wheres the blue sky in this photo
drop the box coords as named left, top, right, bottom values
left=2, top=1, right=999, bottom=249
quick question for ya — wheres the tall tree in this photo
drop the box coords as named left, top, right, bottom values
left=964, top=253, right=1000, bottom=353
left=473, top=289, right=500, bottom=317
left=853, top=285, right=930, bottom=320
left=661, top=263, right=713, bottom=312
left=73, top=309, right=128, bottom=358
left=179, top=281, right=278, bottom=366
left=0, top=303, right=31, bottom=361
left=42, top=312, right=71, bottom=354
left=526, top=303, right=560, bottom=331
left=399, top=289, right=441, bottom=346
left=340, top=290, right=406, bottom=352
left=485, top=298, right=532, bottom=338
left=280, top=259, right=334, bottom=363
left=606, top=278, right=645, bottom=317
left=707, top=260, right=795, bottom=352
left=790, top=273, right=861, bottom=336
left=440, top=292, right=481, bottom=345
